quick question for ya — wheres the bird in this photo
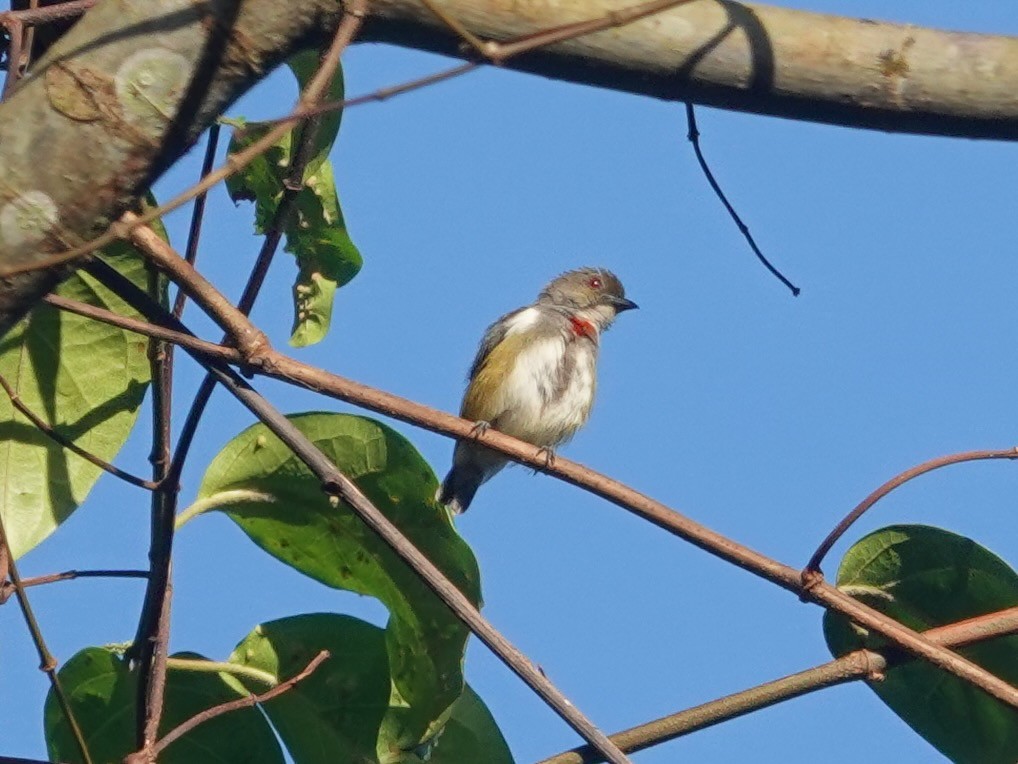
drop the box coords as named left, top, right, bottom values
left=437, top=267, right=637, bottom=514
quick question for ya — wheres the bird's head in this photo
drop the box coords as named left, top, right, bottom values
left=538, top=267, right=638, bottom=331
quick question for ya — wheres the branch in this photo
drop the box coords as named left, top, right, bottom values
left=0, top=569, right=147, bottom=603
left=132, top=650, right=330, bottom=760
left=804, top=448, right=1018, bottom=576
left=0, top=513, right=92, bottom=764
left=540, top=605, right=1018, bottom=763
left=49, top=283, right=1018, bottom=711
left=361, top=0, right=1018, bottom=140
left=0, top=371, right=157, bottom=490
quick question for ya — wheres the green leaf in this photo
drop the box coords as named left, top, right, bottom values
left=45, top=647, right=283, bottom=764
left=0, top=234, right=165, bottom=558
left=229, top=613, right=391, bottom=764
left=224, top=52, right=361, bottom=348
left=823, top=524, right=1018, bottom=763
left=196, top=413, right=481, bottom=754
left=426, top=685, right=515, bottom=764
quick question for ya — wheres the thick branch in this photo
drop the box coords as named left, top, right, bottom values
left=361, top=0, right=1018, bottom=140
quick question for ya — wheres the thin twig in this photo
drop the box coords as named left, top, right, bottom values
left=52, top=272, right=1018, bottom=713
left=174, top=123, right=222, bottom=319
left=0, top=513, right=92, bottom=764
left=1, top=568, right=147, bottom=603
left=146, top=651, right=330, bottom=757
left=271, top=61, right=478, bottom=125
left=685, top=103, right=800, bottom=296
left=804, top=448, right=1018, bottom=578
left=128, top=253, right=177, bottom=755
left=540, top=605, right=1018, bottom=764
left=0, top=371, right=157, bottom=490
left=80, top=270, right=632, bottom=764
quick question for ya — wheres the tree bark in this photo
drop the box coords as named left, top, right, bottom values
left=1, top=0, right=1017, bottom=333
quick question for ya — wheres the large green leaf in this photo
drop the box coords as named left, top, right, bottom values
left=45, top=647, right=283, bottom=764
left=0, top=234, right=165, bottom=558
left=823, top=524, right=1018, bottom=763
left=229, top=613, right=391, bottom=764
left=224, top=52, right=361, bottom=348
left=196, top=413, right=481, bottom=755
left=229, top=614, right=513, bottom=764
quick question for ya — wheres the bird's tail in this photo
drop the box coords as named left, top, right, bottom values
left=437, top=443, right=508, bottom=514
left=436, top=465, right=484, bottom=515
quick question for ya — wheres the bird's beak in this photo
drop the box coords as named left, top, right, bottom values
left=608, top=296, right=639, bottom=312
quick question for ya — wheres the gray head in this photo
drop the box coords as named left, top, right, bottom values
left=537, top=267, right=638, bottom=319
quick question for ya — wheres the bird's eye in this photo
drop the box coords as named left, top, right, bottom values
left=589, top=276, right=602, bottom=289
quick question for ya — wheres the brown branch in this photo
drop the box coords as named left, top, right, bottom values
left=132, top=650, right=330, bottom=760
left=46, top=285, right=1018, bottom=712
left=804, top=448, right=1018, bottom=577
left=540, top=605, right=1018, bottom=764
left=1, top=568, right=147, bottom=604
left=0, top=371, right=157, bottom=490
left=0, top=512, right=92, bottom=764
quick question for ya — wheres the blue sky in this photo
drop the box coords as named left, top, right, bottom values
left=3, top=2, right=1018, bottom=762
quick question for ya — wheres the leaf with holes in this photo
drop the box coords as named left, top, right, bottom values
left=225, top=51, right=360, bottom=348
left=196, top=412, right=481, bottom=755
left=45, top=647, right=283, bottom=764
left=0, top=223, right=166, bottom=558
left=823, top=524, right=1018, bottom=763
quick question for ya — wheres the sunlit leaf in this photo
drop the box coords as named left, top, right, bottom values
left=196, top=413, right=481, bottom=754
left=0, top=220, right=166, bottom=558
left=45, top=647, right=283, bottom=764
left=224, top=52, right=360, bottom=348
left=229, top=613, right=391, bottom=764
left=823, top=524, right=1018, bottom=763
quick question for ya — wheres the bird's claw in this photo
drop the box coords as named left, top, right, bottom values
left=469, top=420, right=491, bottom=439
left=536, top=446, right=556, bottom=470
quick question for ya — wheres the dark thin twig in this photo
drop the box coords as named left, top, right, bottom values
left=0, top=514, right=92, bottom=764
left=174, top=123, right=221, bottom=319
left=0, top=371, right=157, bottom=490
left=128, top=253, right=177, bottom=753
left=684, top=102, right=800, bottom=296
left=540, top=605, right=1018, bottom=764
left=81, top=268, right=631, bottom=764
left=1, top=568, right=147, bottom=603
left=804, top=447, right=1018, bottom=577
left=143, top=650, right=329, bottom=758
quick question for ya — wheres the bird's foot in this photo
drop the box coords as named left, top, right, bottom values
left=535, top=446, right=556, bottom=471
left=469, top=420, right=491, bottom=439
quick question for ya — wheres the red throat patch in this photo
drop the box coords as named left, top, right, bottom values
left=569, top=316, right=598, bottom=341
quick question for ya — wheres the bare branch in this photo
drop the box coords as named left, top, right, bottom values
left=132, top=651, right=330, bottom=760
left=540, top=605, right=1018, bottom=764
left=361, top=0, right=1018, bottom=140
left=0, top=513, right=92, bottom=764
left=1, top=569, right=147, bottom=603
left=804, top=448, right=1018, bottom=577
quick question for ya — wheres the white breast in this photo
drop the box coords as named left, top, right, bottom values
left=495, top=329, right=598, bottom=447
